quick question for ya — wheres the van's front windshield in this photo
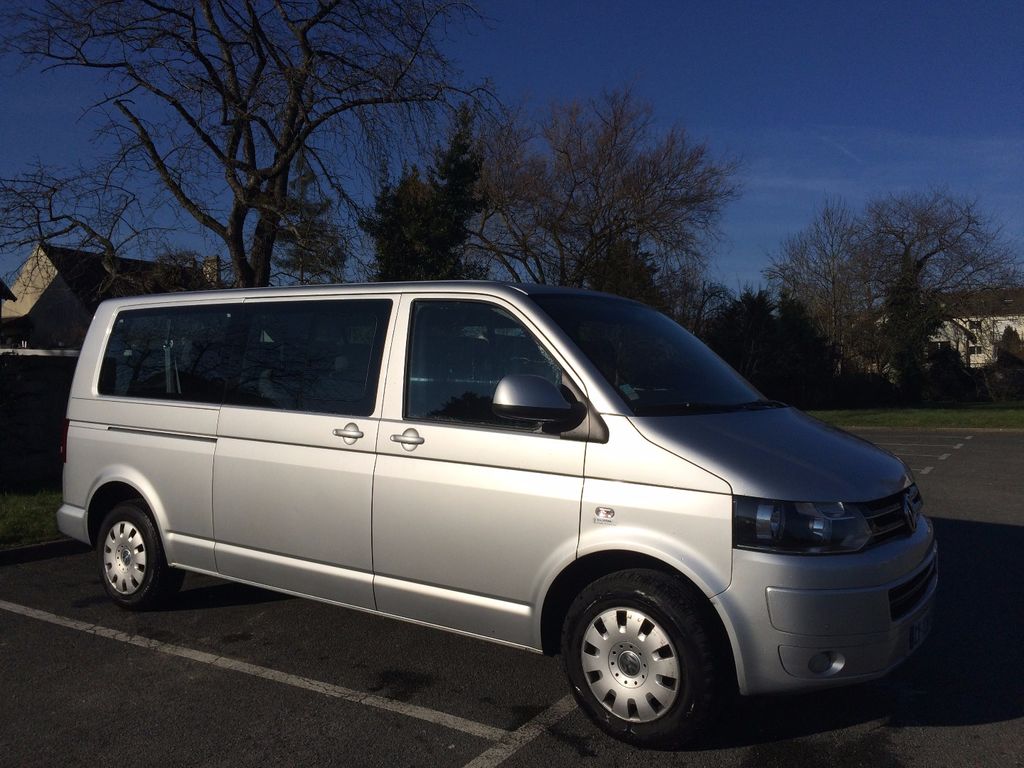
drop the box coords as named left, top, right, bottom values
left=532, top=294, right=781, bottom=416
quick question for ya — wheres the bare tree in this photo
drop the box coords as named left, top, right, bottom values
left=767, top=190, right=1020, bottom=389
left=0, top=162, right=148, bottom=278
left=861, top=190, right=1018, bottom=304
left=0, top=160, right=170, bottom=295
left=766, top=198, right=873, bottom=372
left=651, top=259, right=734, bottom=336
left=471, top=89, right=738, bottom=289
left=1, top=0, right=477, bottom=287
left=865, top=191, right=1019, bottom=399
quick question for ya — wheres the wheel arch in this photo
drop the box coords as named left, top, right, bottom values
left=539, top=550, right=736, bottom=685
left=85, top=477, right=161, bottom=547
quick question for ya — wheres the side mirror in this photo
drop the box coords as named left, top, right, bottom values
left=492, top=374, right=574, bottom=423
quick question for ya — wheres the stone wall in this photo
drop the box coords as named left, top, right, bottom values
left=0, top=353, right=77, bottom=490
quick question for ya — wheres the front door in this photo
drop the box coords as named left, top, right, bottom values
left=372, top=296, right=586, bottom=648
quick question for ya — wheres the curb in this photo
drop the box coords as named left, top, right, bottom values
left=841, top=425, right=1024, bottom=433
left=0, top=538, right=90, bottom=566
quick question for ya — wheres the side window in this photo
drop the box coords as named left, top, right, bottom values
left=99, top=306, right=238, bottom=403
left=405, top=300, right=562, bottom=430
left=226, top=299, right=391, bottom=416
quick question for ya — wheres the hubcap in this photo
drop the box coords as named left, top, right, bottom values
left=618, top=650, right=642, bottom=677
left=102, top=520, right=148, bottom=596
left=580, top=608, right=681, bottom=723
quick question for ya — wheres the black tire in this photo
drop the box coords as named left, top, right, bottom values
left=97, top=501, right=184, bottom=610
left=561, top=569, right=729, bottom=748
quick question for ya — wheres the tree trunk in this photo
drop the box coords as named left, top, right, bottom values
left=250, top=212, right=280, bottom=288
left=222, top=201, right=253, bottom=287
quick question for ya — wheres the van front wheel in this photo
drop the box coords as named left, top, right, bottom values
left=561, top=569, right=725, bottom=748
left=97, top=502, right=183, bottom=610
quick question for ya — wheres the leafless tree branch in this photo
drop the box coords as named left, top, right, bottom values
left=0, top=0, right=479, bottom=286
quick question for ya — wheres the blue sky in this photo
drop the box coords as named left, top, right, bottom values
left=1, top=0, right=1021, bottom=286
left=446, top=0, right=1023, bottom=287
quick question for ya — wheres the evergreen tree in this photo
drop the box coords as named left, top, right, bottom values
left=275, top=152, right=347, bottom=284
left=881, top=256, right=943, bottom=403
left=363, top=108, right=486, bottom=282
left=704, top=289, right=777, bottom=383
left=587, top=240, right=667, bottom=310
left=704, top=290, right=833, bottom=408
left=997, top=326, right=1023, bottom=361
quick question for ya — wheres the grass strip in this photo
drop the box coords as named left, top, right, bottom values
left=0, top=489, right=63, bottom=549
left=808, top=402, right=1024, bottom=429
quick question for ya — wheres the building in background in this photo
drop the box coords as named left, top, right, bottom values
left=1, top=244, right=218, bottom=349
left=931, top=288, right=1024, bottom=367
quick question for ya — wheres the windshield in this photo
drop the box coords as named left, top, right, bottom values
left=532, top=294, right=771, bottom=416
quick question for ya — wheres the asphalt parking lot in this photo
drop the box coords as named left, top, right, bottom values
left=2, top=428, right=1022, bottom=767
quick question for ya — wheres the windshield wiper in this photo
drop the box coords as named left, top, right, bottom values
left=634, top=399, right=787, bottom=416
left=634, top=402, right=741, bottom=416
left=736, top=399, right=788, bottom=410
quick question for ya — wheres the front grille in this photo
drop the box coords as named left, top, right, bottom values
left=889, top=555, right=937, bottom=620
left=862, top=485, right=922, bottom=547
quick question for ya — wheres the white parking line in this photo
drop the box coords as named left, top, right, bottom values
left=889, top=451, right=947, bottom=458
left=918, top=467, right=934, bottom=475
left=0, top=599, right=508, bottom=742
left=876, top=442, right=964, bottom=448
left=872, top=434, right=973, bottom=441
left=462, top=695, right=577, bottom=768
left=939, top=453, right=950, bottom=461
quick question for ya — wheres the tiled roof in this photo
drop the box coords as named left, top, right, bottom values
left=41, top=245, right=209, bottom=311
left=943, top=287, right=1024, bottom=319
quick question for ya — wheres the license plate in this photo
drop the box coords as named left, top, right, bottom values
left=909, top=611, right=932, bottom=651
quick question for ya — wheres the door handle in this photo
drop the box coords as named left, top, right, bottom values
left=333, top=423, right=364, bottom=445
left=390, top=428, right=425, bottom=450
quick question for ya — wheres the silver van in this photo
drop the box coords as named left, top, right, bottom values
left=58, top=281, right=936, bottom=747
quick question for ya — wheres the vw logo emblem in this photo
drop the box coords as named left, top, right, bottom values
left=903, top=491, right=918, bottom=532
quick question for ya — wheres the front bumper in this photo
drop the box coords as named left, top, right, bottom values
left=713, top=517, right=937, bottom=695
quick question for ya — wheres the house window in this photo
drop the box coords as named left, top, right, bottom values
left=968, top=345, right=983, bottom=356
left=968, top=320, right=982, bottom=331
left=928, top=340, right=951, bottom=352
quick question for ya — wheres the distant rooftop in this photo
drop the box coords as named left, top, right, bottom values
left=39, top=245, right=212, bottom=310
left=943, top=287, right=1024, bottom=318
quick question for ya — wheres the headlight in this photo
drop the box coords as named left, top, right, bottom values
left=733, top=496, right=871, bottom=554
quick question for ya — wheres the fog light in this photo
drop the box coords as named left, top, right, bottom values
left=808, top=652, right=834, bottom=675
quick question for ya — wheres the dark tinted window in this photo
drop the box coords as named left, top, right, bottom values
left=533, top=294, right=762, bottom=415
left=226, top=299, right=391, bottom=416
left=406, top=301, right=561, bottom=429
left=99, top=306, right=239, bottom=403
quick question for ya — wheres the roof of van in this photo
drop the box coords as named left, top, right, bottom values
left=93, top=280, right=626, bottom=308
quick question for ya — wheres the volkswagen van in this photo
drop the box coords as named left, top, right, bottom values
left=58, top=282, right=936, bottom=746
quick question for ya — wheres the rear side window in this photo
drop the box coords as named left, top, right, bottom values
left=226, top=299, right=391, bottom=416
left=405, top=300, right=561, bottom=430
left=99, top=306, right=238, bottom=403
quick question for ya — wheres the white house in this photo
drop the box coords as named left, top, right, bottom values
left=931, top=288, right=1024, bottom=367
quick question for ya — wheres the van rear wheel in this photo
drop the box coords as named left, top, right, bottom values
left=561, top=569, right=726, bottom=748
left=97, top=501, right=183, bottom=610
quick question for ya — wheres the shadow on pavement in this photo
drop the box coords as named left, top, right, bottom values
left=158, top=580, right=294, bottom=611
left=699, top=516, right=1023, bottom=751
left=0, top=539, right=89, bottom=566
